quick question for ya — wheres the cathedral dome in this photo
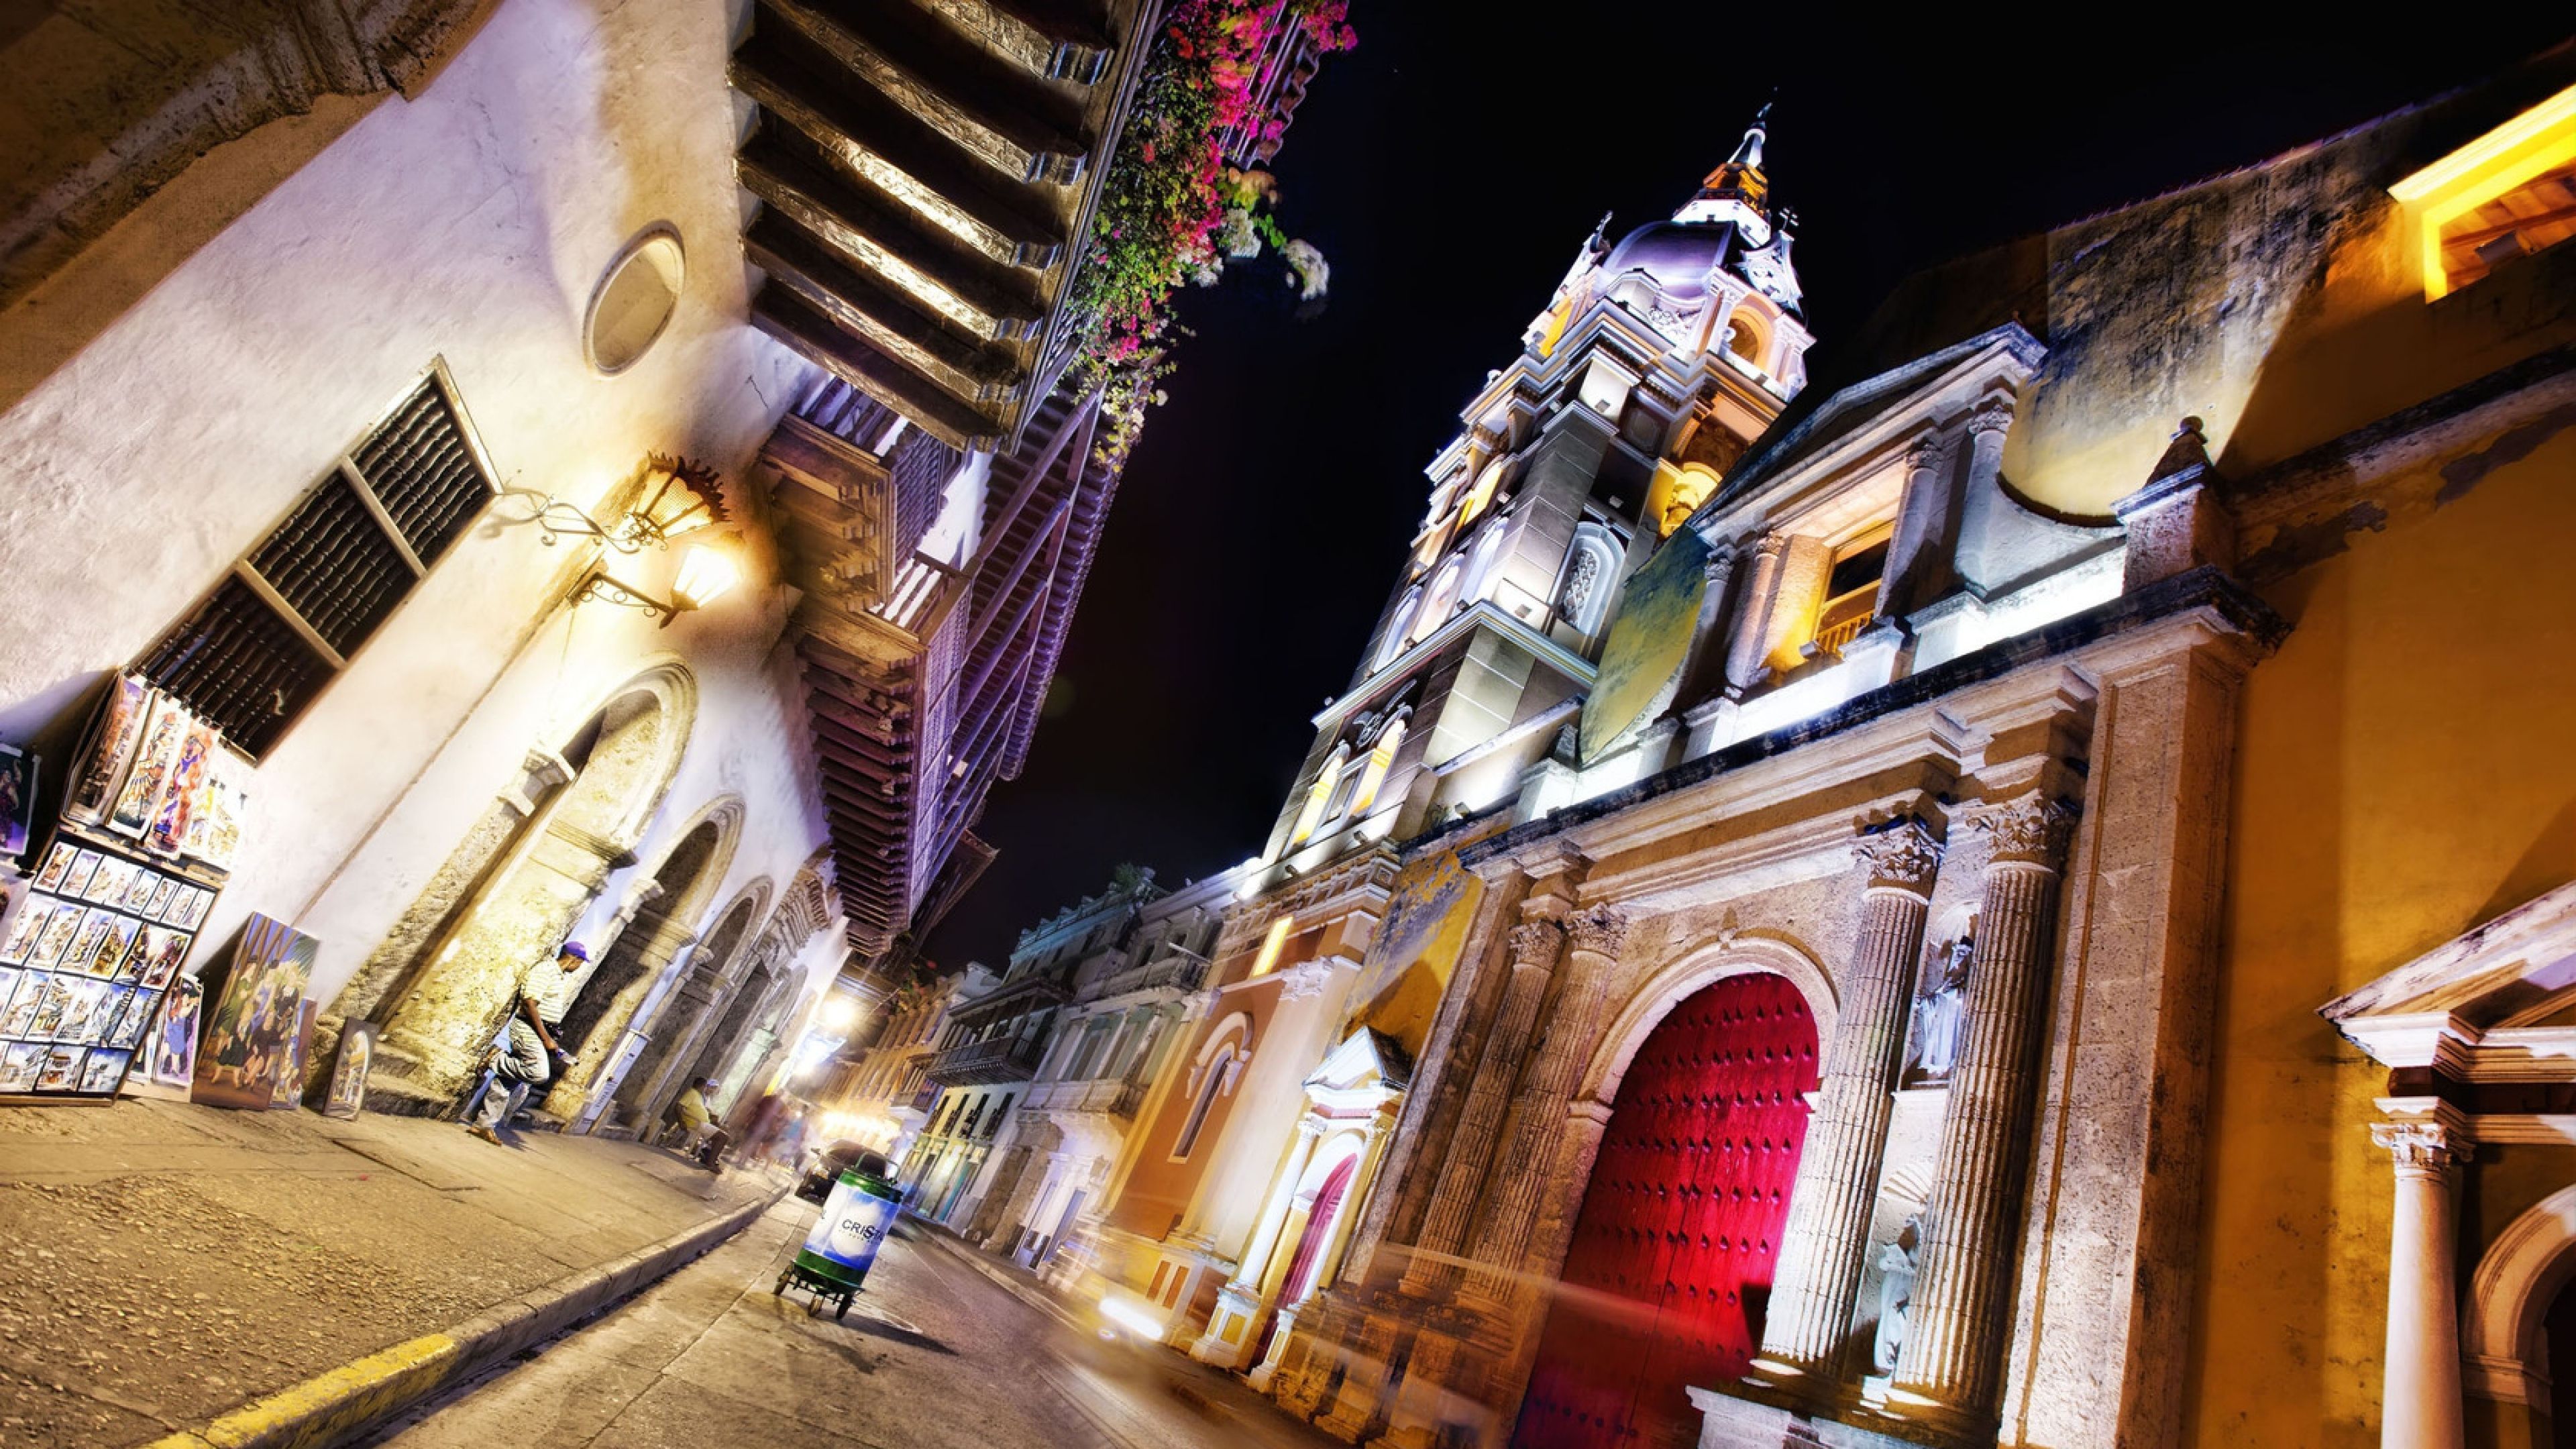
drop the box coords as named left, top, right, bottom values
left=1601, top=219, right=1741, bottom=301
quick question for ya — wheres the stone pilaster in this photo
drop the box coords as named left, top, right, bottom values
left=1668, top=541, right=1739, bottom=714
left=1756, top=817, right=1943, bottom=1382
left=1398, top=909, right=1572, bottom=1297
left=1723, top=532, right=1790, bottom=694
left=1462, top=903, right=1632, bottom=1304
left=1890, top=794, right=2074, bottom=1424
left=2372, top=1099, right=2470, bottom=1449
left=1879, top=433, right=1955, bottom=621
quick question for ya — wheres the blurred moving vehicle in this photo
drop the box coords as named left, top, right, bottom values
left=798, top=1140, right=891, bottom=1203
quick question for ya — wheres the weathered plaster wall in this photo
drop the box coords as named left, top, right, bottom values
left=2193, top=424, right=2576, bottom=1445
left=0, top=0, right=826, bottom=1012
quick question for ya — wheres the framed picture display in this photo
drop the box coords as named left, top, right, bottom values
left=193, top=913, right=318, bottom=1111
left=61, top=676, right=151, bottom=829
left=0, top=743, right=36, bottom=859
left=0, top=824, right=227, bottom=1105
left=125, top=975, right=203, bottom=1103
left=107, top=694, right=191, bottom=840
left=322, top=1020, right=379, bottom=1120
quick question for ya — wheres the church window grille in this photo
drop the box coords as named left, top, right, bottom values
left=134, top=364, right=496, bottom=757
left=1554, top=527, right=1623, bottom=637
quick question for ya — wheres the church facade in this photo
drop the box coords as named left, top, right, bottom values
left=1050, top=53, right=2576, bottom=1449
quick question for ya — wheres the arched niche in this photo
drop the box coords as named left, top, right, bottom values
left=2466, top=1184, right=2576, bottom=1416
left=1576, top=930, right=1839, bottom=1112
left=541, top=794, right=744, bottom=1122
left=352, top=661, right=698, bottom=1110
left=607, top=878, right=767, bottom=1131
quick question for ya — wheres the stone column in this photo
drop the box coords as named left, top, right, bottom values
left=1878, top=434, right=1954, bottom=621
left=1890, top=794, right=2074, bottom=1423
left=2372, top=1101, right=2469, bottom=1449
left=1723, top=532, right=1790, bottom=694
left=1463, top=903, right=1632, bottom=1304
left=1196, top=1117, right=1328, bottom=1366
left=1398, top=907, right=1573, bottom=1296
left=1668, top=542, right=1739, bottom=712
left=1756, top=818, right=1943, bottom=1381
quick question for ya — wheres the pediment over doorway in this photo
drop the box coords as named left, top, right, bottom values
left=1303, top=1028, right=1413, bottom=1113
left=2322, top=878, right=2576, bottom=1073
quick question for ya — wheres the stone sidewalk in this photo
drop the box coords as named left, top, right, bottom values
left=0, top=1098, right=777, bottom=1448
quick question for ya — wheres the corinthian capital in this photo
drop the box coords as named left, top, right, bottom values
left=2370, top=1120, right=2465, bottom=1180
left=1853, top=818, right=1943, bottom=894
left=1565, top=904, right=1633, bottom=959
left=1507, top=920, right=1564, bottom=968
left=1968, top=794, right=2075, bottom=869
left=1903, top=433, right=1947, bottom=476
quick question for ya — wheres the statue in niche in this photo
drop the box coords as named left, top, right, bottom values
left=1873, top=1217, right=1921, bottom=1376
left=1907, top=936, right=1972, bottom=1084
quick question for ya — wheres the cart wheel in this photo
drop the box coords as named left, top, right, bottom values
left=804, top=1295, right=819, bottom=1318
left=772, top=1272, right=788, bottom=1296
left=835, top=1296, right=852, bottom=1322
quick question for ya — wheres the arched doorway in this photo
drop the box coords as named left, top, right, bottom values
left=348, top=664, right=696, bottom=1111
left=542, top=801, right=740, bottom=1123
left=1513, top=971, right=1820, bottom=1449
left=606, top=888, right=760, bottom=1132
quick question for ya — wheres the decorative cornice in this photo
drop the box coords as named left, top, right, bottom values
left=1968, top=794, right=2075, bottom=869
left=1853, top=817, right=1943, bottom=893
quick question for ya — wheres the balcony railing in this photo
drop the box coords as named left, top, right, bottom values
left=924, top=1033, right=1049, bottom=1086
left=1095, top=949, right=1210, bottom=1001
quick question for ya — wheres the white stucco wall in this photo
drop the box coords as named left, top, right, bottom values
left=0, top=0, right=836, bottom=1008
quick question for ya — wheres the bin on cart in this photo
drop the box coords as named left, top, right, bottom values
left=775, top=1155, right=900, bottom=1320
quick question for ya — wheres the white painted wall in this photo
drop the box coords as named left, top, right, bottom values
left=0, top=0, right=839, bottom=1008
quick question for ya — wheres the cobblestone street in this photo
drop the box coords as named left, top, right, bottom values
left=358, top=1198, right=1344, bottom=1449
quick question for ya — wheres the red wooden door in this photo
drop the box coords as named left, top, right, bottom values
left=1512, top=972, right=1819, bottom=1449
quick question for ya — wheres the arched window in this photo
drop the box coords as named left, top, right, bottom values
left=1376, top=588, right=1424, bottom=671
left=1415, top=558, right=1465, bottom=642
left=1462, top=521, right=1511, bottom=606
left=1724, top=308, right=1768, bottom=368
left=1348, top=715, right=1407, bottom=817
left=1174, top=1016, right=1252, bottom=1161
left=1554, top=528, right=1623, bottom=637
left=1290, top=747, right=1349, bottom=844
left=1460, top=457, right=1511, bottom=527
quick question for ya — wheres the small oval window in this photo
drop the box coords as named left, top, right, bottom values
left=586, top=228, right=685, bottom=374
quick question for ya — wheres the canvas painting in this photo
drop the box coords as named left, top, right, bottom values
left=79, top=1049, right=131, bottom=1094
left=106, top=988, right=158, bottom=1051
left=92, top=985, right=134, bottom=1044
left=131, top=926, right=189, bottom=987
left=193, top=914, right=318, bottom=1110
left=25, top=971, right=76, bottom=1036
left=126, top=975, right=203, bottom=1101
left=56, top=977, right=111, bottom=1043
left=34, top=843, right=76, bottom=892
left=61, top=908, right=117, bottom=977
left=0, top=895, right=58, bottom=965
left=0, top=971, right=47, bottom=1036
left=37, top=1045, right=85, bottom=1091
left=81, top=856, right=136, bottom=906
left=117, top=865, right=162, bottom=914
left=144, top=876, right=178, bottom=922
left=321, top=1020, right=378, bottom=1120
left=0, top=965, right=18, bottom=1020
left=86, top=914, right=141, bottom=979
left=0, top=1041, right=42, bottom=1092
left=0, top=744, right=36, bottom=859
left=108, top=694, right=191, bottom=839
left=62, top=675, right=150, bottom=827
left=268, top=1000, right=317, bottom=1110
left=176, top=887, right=213, bottom=930
left=185, top=746, right=249, bottom=872
left=146, top=720, right=215, bottom=858
left=60, top=849, right=101, bottom=898
left=26, top=902, right=85, bottom=970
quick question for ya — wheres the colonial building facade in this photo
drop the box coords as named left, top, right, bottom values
left=1010, top=56, right=2576, bottom=1449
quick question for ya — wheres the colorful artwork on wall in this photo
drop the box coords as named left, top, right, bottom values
left=125, top=975, right=204, bottom=1102
left=0, top=743, right=36, bottom=859
left=321, top=1020, right=378, bottom=1120
left=192, top=914, right=318, bottom=1111
left=61, top=676, right=149, bottom=828
left=108, top=694, right=192, bottom=839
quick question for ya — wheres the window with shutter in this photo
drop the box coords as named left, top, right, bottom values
left=135, top=362, right=497, bottom=757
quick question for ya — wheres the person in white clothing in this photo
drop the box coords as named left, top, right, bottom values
left=466, top=941, right=586, bottom=1144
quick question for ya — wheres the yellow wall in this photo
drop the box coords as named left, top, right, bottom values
left=2190, top=423, right=2576, bottom=1445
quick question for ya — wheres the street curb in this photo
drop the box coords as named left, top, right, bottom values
left=140, top=1182, right=786, bottom=1449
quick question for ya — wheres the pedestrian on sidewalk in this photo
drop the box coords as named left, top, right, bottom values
left=466, top=940, right=586, bottom=1145
left=673, top=1077, right=727, bottom=1168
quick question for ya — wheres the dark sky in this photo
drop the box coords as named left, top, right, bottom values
left=921, top=17, right=2575, bottom=972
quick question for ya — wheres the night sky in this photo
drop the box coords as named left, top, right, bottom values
left=920, top=18, right=2576, bottom=973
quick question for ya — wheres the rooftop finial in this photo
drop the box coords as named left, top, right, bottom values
left=1681, top=99, right=1774, bottom=224
left=1728, top=100, right=1770, bottom=171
